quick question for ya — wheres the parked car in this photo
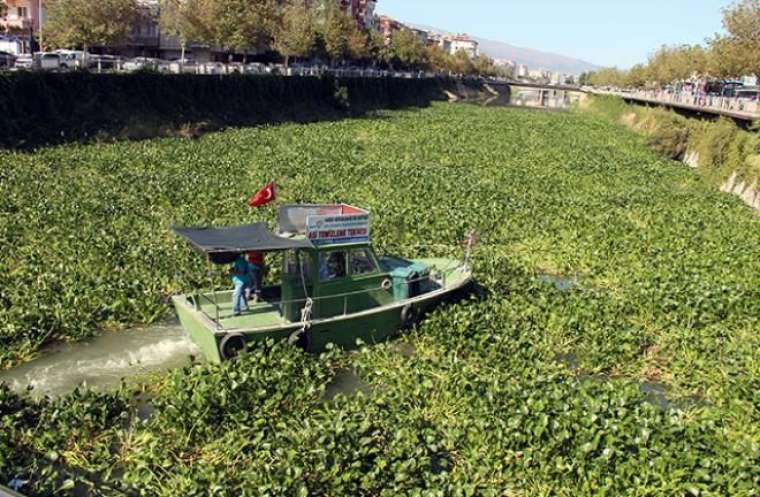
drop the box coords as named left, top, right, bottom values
left=199, top=61, right=225, bottom=75
left=35, top=52, right=64, bottom=71
left=226, top=62, right=245, bottom=74
left=13, top=53, right=33, bottom=71
left=122, top=57, right=162, bottom=72
left=736, top=87, right=759, bottom=102
left=244, top=62, right=269, bottom=75
left=55, top=50, right=95, bottom=70
left=168, top=58, right=199, bottom=74
left=89, top=54, right=119, bottom=72
left=0, top=50, right=15, bottom=69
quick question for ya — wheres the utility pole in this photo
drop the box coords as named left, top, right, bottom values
left=37, top=0, right=43, bottom=49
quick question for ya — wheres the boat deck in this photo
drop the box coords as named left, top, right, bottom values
left=198, top=292, right=288, bottom=330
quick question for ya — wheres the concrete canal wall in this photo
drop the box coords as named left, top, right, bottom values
left=0, top=73, right=478, bottom=149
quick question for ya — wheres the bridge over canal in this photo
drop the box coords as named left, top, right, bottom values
left=480, top=79, right=587, bottom=109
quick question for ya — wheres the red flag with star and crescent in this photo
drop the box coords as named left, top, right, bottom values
left=248, top=182, right=276, bottom=208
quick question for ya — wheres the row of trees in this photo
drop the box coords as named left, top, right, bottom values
left=579, top=0, right=759, bottom=88
left=39, top=0, right=500, bottom=75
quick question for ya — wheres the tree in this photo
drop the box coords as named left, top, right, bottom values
left=45, top=0, right=139, bottom=61
left=0, top=3, right=7, bottom=21
left=272, top=1, right=316, bottom=68
left=426, top=44, right=452, bottom=74
left=586, top=67, right=626, bottom=88
left=367, top=28, right=389, bottom=67
left=625, top=63, right=649, bottom=88
left=450, top=49, right=475, bottom=75
left=707, top=35, right=746, bottom=79
left=645, top=44, right=708, bottom=85
left=473, top=55, right=497, bottom=77
left=159, top=0, right=213, bottom=63
left=205, top=0, right=278, bottom=59
left=319, top=4, right=354, bottom=65
left=389, top=28, right=428, bottom=70
left=710, top=0, right=760, bottom=78
left=346, top=26, right=370, bottom=62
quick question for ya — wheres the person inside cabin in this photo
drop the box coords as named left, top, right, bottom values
left=247, top=251, right=266, bottom=303
left=230, top=254, right=251, bottom=316
left=319, top=251, right=347, bottom=281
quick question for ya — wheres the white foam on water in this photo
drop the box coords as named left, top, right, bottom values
left=75, top=337, right=200, bottom=377
left=0, top=323, right=202, bottom=398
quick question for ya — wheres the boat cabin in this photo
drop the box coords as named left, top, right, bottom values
left=172, top=204, right=472, bottom=360
left=173, top=205, right=434, bottom=331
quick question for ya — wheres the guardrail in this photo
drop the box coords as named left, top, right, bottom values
left=191, top=262, right=464, bottom=330
left=0, top=59, right=472, bottom=80
left=598, top=89, right=759, bottom=120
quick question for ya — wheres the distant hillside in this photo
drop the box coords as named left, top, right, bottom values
left=410, top=23, right=601, bottom=75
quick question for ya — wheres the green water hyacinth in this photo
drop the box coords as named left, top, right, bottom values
left=0, top=103, right=759, bottom=495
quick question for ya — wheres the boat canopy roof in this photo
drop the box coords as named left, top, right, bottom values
left=173, top=222, right=314, bottom=264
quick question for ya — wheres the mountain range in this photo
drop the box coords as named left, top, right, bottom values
left=410, top=23, right=601, bottom=75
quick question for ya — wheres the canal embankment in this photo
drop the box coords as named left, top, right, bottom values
left=582, top=95, right=760, bottom=212
left=0, top=72, right=488, bottom=150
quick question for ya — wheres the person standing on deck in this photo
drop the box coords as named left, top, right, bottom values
left=230, top=254, right=251, bottom=316
left=247, top=251, right=266, bottom=303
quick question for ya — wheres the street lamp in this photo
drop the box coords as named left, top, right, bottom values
left=38, top=0, right=42, bottom=49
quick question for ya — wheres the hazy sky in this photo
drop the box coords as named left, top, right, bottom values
left=377, top=0, right=733, bottom=68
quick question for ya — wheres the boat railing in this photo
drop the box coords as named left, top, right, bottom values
left=195, top=261, right=468, bottom=330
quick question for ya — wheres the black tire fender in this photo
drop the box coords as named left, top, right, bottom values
left=400, top=304, right=418, bottom=328
left=219, top=333, right=247, bottom=360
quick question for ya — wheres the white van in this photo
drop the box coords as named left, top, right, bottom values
left=35, top=52, right=63, bottom=71
left=55, top=50, right=95, bottom=70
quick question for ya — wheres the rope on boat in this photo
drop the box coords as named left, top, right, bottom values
left=289, top=252, right=315, bottom=345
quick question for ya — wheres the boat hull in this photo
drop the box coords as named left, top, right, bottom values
left=173, top=259, right=472, bottom=362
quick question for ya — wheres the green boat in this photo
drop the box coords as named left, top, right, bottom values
left=172, top=205, right=473, bottom=362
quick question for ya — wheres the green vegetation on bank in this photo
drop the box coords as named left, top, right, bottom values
left=584, top=95, right=760, bottom=189
left=1, top=104, right=759, bottom=495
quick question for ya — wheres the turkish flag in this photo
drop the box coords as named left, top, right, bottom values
left=248, top=182, right=276, bottom=208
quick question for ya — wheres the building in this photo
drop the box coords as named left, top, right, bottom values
left=516, top=64, right=529, bottom=78
left=410, top=27, right=428, bottom=45
left=494, top=59, right=516, bottom=78
left=376, top=15, right=402, bottom=45
left=120, top=0, right=160, bottom=58
left=549, top=72, right=565, bottom=85
left=1, top=0, right=44, bottom=35
left=430, top=33, right=451, bottom=53
left=0, top=34, right=26, bottom=54
left=1, top=0, right=45, bottom=53
left=339, top=0, right=376, bottom=28
left=449, top=34, right=478, bottom=57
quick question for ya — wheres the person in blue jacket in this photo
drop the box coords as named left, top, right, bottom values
left=230, top=254, right=251, bottom=316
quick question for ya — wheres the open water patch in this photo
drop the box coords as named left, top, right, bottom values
left=537, top=273, right=578, bottom=291
left=323, top=368, right=371, bottom=401
left=0, top=321, right=201, bottom=399
left=556, top=353, right=701, bottom=411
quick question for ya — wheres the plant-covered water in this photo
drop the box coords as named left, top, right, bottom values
left=1, top=103, right=758, bottom=496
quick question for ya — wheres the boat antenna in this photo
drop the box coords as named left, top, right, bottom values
left=464, top=230, right=479, bottom=270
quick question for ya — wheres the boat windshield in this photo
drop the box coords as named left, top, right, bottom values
left=284, top=251, right=313, bottom=283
